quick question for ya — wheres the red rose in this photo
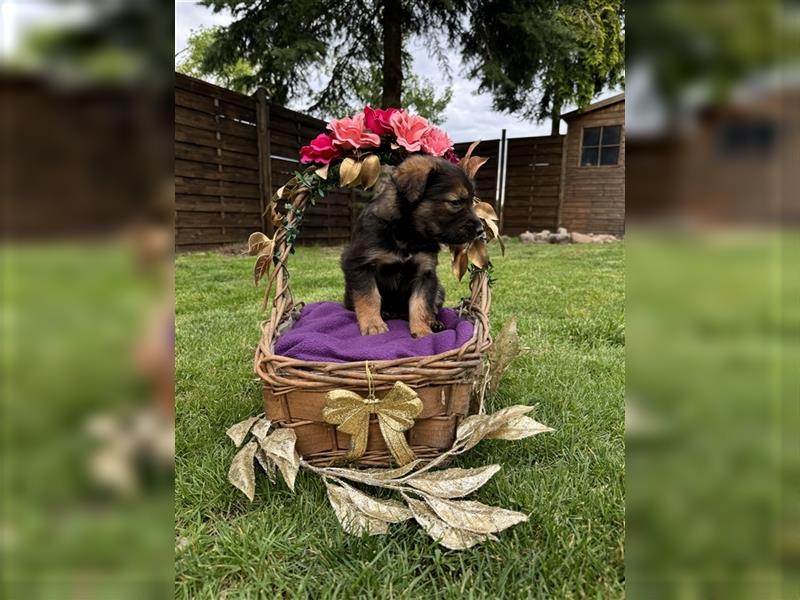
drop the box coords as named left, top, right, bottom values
left=363, top=106, right=399, bottom=136
left=444, top=148, right=460, bottom=164
left=300, top=133, right=340, bottom=164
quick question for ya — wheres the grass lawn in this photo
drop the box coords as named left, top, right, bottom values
left=175, top=240, right=625, bottom=599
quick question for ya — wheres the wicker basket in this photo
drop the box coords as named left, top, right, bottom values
left=254, top=185, right=492, bottom=467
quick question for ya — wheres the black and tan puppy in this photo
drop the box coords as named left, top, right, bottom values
left=341, top=155, right=483, bottom=338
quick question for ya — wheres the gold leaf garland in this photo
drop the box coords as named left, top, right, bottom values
left=225, top=382, right=553, bottom=549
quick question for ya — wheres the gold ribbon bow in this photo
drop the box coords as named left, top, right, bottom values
left=323, top=378, right=423, bottom=466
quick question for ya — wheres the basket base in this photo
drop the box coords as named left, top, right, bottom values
left=264, top=382, right=473, bottom=467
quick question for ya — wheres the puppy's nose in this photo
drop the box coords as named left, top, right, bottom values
left=474, top=222, right=484, bottom=236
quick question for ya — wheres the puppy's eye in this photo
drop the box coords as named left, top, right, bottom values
left=447, top=198, right=465, bottom=207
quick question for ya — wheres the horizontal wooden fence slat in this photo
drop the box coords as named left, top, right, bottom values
left=176, top=227, right=256, bottom=246
left=175, top=141, right=260, bottom=170
left=176, top=197, right=261, bottom=214
left=178, top=211, right=263, bottom=228
left=176, top=176, right=261, bottom=199
left=175, top=159, right=259, bottom=184
left=175, top=106, right=258, bottom=141
left=175, top=124, right=259, bottom=155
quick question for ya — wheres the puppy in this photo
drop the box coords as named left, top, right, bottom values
left=341, top=155, right=484, bottom=338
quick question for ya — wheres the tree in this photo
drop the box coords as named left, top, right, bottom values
left=195, top=0, right=463, bottom=119
left=178, top=27, right=453, bottom=123
left=461, top=0, right=624, bottom=134
left=177, top=27, right=255, bottom=93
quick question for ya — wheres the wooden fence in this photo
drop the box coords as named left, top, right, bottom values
left=175, top=73, right=566, bottom=249
left=175, top=73, right=351, bottom=250
left=501, top=135, right=564, bottom=235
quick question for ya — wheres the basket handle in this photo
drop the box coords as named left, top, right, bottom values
left=263, top=181, right=491, bottom=331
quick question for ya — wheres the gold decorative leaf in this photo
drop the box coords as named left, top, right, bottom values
left=250, top=418, right=272, bottom=441
left=485, top=415, right=554, bottom=440
left=322, top=460, right=422, bottom=485
left=339, top=157, right=362, bottom=187
left=225, top=416, right=261, bottom=447
left=483, top=217, right=501, bottom=247
left=487, top=320, right=521, bottom=396
left=473, top=201, right=498, bottom=221
left=450, top=245, right=468, bottom=281
left=275, top=185, right=286, bottom=200
left=491, top=220, right=506, bottom=255
left=406, top=497, right=495, bottom=550
left=254, top=253, right=272, bottom=286
left=260, top=428, right=300, bottom=491
left=363, top=460, right=422, bottom=480
left=406, top=465, right=500, bottom=498
left=228, top=440, right=258, bottom=501
left=248, top=232, right=271, bottom=256
left=325, top=481, right=389, bottom=536
left=359, top=154, right=381, bottom=189
left=456, top=405, right=536, bottom=451
left=467, top=239, right=489, bottom=269
left=340, top=482, right=412, bottom=523
left=465, top=156, right=490, bottom=178
left=459, top=140, right=480, bottom=169
left=255, top=448, right=277, bottom=483
left=315, top=163, right=329, bottom=180
left=423, top=496, right=528, bottom=534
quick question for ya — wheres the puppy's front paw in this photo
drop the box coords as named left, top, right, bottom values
left=431, top=320, right=445, bottom=333
left=359, top=318, right=389, bottom=336
left=410, top=323, right=433, bottom=339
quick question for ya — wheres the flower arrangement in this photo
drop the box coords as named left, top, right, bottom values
left=299, top=106, right=459, bottom=169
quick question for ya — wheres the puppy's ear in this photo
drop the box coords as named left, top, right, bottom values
left=392, top=155, right=438, bottom=204
left=369, top=173, right=402, bottom=222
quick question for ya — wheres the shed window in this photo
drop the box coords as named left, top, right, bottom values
left=580, top=125, right=621, bottom=166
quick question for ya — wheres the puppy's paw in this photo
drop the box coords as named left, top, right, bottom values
left=410, top=323, right=434, bottom=339
left=360, top=318, right=389, bottom=336
left=431, top=320, right=445, bottom=333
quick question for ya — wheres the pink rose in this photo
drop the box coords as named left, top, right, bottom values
left=390, top=110, right=431, bottom=152
left=420, top=126, right=454, bottom=157
left=299, top=133, right=340, bottom=164
left=363, top=106, right=398, bottom=136
left=327, top=113, right=381, bottom=150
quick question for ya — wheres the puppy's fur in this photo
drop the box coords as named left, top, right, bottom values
left=341, top=155, right=483, bottom=337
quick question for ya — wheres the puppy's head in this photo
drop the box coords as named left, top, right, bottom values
left=390, top=155, right=483, bottom=245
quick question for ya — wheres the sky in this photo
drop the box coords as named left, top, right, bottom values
left=175, top=0, right=622, bottom=142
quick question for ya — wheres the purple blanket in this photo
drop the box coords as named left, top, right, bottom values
left=274, top=301, right=475, bottom=363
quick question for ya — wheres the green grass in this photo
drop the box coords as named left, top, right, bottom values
left=174, top=240, right=625, bottom=599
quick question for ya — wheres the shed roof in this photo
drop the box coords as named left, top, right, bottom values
left=561, top=93, right=625, bottom=121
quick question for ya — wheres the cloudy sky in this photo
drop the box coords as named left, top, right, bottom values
left=175, top=0, right=621, bottom=142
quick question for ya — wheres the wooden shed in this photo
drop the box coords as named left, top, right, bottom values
left=558, top=94, right=625, bottom=236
